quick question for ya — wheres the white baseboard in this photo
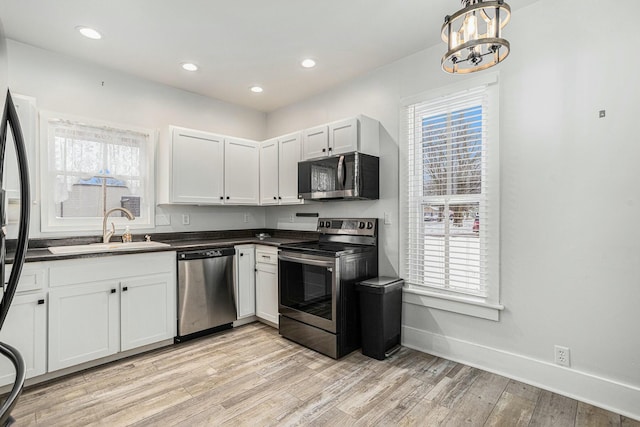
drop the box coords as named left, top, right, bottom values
left=402, top=326, right=640, bottom=422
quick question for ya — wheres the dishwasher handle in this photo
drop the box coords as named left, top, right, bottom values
left=178, top=247, right=236, bottom=260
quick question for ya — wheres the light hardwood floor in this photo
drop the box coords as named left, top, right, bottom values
left=9, top=323, right=640, bottom=426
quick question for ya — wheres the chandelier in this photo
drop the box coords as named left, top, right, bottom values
left=441, top=0, right=511, bottom=74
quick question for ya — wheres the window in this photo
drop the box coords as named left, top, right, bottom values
left=401, top=75, right=502, bottom=320
left=40, top=112, right=155, bottom=232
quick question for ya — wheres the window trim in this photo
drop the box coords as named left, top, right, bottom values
left=399, top=72, right=503, bottom=320
left=39, top=110, right=156, bottom=233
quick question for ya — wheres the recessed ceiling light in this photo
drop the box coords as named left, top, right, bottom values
left=250, top=86, right=264, bottom=93
left=301, top=59, right=316, bottom=68
left=181, top=62, right=199, bottom=72
left=76, top=26, right=102, bottom=40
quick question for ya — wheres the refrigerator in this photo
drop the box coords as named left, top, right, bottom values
left=0, top=20, right=31, bottom=426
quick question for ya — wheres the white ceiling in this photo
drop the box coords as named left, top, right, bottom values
left=0, top=0, right=539, bottom=113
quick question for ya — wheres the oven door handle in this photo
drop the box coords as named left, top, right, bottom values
left=278, top=254, right=335, bottom=269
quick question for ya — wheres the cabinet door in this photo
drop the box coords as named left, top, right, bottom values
left=0, top=293, right=47, bottom=386
left=255, top=263, right=278, bottom=326
left=235, top=246, right=256, bottom=318
left=48, top=281, right=120, bottom=371
left=302, top=125, right=329, bottom=160
left=120, top=274, right=174, bottom=351
left=171, top=128, right=224, bottom=204
left=278, top=133, right=303, bottom=205
left=329, top=117, right=359, bottom=155
left=259, top=139, right=279, bottom=205
left=225, top=138, right=259, bottom=204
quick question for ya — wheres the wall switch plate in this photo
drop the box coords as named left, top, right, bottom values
left=384, top=213, right=392, bottom=225
left=554, top=345, right=571, bottom=367
left=243, top=212, right=249, bottom=223
left=182, top=214, right=190, bottom=225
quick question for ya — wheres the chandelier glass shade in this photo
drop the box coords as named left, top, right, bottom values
left=441, top=0, right=511, bottom=74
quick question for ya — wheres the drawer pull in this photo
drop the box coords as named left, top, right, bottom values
left=37, top=299, right=45, bottom=305
left=110, top=289, right=117, bottom=294
left=122, top=286, right=128, bottom=292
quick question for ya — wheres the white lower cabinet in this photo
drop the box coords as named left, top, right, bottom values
left=120, top=274, right=174, bottom=351
left=235, top=245, right=256, bottom=319
left=255, top=246, right=279, bottom=326
left=0, top=292, right=47, bottom=386
left=47, top=252, right=176, bottom=372
left=48, top=281, right=120, bottom=371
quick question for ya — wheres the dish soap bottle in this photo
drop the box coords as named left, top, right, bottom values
left=122, top=226, right=132, bottom=243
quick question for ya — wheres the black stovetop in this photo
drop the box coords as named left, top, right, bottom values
left=279, top=241, right=375, bottom=256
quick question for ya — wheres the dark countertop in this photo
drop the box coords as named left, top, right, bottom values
left=6, top=229, right=319, bottom=263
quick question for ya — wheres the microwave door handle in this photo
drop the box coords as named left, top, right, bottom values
left=337, top=155, right=345, bottom=188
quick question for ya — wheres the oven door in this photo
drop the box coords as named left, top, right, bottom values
left=278, top=251, right=338, bottom=333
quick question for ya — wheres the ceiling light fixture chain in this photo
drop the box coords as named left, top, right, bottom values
left=441, top=0, right=511, bottom=74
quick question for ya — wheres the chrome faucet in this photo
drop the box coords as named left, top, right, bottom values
left=102, top=207, right=134, bottom=243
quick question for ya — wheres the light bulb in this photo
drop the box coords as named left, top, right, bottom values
left=464, top=13, right=478, bottom=42
left=487, top=18, right=496, bottom=38
left=450, top=31, right=459, bottom=50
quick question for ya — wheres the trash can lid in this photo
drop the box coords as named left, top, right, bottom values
left=356, top=277, right=404, bottom=293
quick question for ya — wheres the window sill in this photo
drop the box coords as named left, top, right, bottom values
left=402, top=286, right=504, bottom=321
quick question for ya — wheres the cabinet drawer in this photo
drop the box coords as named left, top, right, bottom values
left=4, top=263, right=47, bottom=293
left=255, top=248, right=277, bottom=265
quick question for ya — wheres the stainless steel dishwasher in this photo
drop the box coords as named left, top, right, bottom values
left=176, top=247, right=237, bottom=342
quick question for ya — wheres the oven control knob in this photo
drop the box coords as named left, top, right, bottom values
left=319, top=221, right=325, bottom=227
left=367, top=221, right=373, bottom=229
left=325, top=221, right=331, bottom=228
left=358, top=221, right=365, bottom=229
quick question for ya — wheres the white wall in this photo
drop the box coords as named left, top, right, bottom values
left=266, top=0, right=640, bottom=419
left=6, top=40, right=268, bottom=238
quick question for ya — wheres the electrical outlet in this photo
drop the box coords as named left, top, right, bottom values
left=182, top=214, right=190, bottom=225
left=289, top=214, right=295, bottom=223
left=243, top=212, right=249, bottom=223
left=554, top=345, right=571, bottom=367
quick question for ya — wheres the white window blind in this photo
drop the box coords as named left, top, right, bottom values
left=405, top=84, right=494, bottom=299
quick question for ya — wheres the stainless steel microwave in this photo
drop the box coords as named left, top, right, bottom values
left=298, top=152, right=379, bottom=201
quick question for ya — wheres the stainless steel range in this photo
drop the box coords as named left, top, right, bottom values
left=278, top=218, right=378, bottom=359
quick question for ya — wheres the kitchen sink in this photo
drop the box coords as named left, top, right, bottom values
left=48, top=241, right=171, bottom=255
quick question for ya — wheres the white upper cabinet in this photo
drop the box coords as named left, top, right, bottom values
left=259, top=138, right=279, bottom=205
left=169, top=127, right=224, bottom=204
left=260, top=132, right=303, bottom=205
left=278, top=133, right=303, bottom=204
left=329, top=117, right=358, bottom=155
left=302, top=125, right=329, bottom=160
left=301, top=115, right=380, bottom=160
left=161, top=126, right=259, bottom=205
left=224, top=138, right=259, bottom=205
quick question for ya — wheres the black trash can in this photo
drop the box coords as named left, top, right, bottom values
left=356, top=277, right=404, bottom=360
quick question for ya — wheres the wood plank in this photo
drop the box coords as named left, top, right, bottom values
left=425, top=365, right=482, bottom=408
left=529, top=390, right=578, bottom=427
left=398, top=398, right=451, bottom=426
left=622, top=416, right=640, bottom=427
left=484, top=391, right=536, bottom=427
left=354, top=377, right=431, bottom=426
left=575, top=402, right=621, bottom=427
left=504, top=379, right=542, bottom=402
